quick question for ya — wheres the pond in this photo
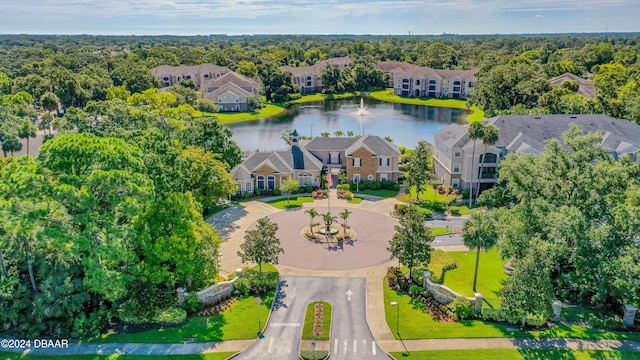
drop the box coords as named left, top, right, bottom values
left=227, top=97, right=469, bottom=150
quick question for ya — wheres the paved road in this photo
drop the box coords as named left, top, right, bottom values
left=235, top=276, right=389, bottom=360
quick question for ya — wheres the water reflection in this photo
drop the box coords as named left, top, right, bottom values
left=227, top=97, right=468, bottom=151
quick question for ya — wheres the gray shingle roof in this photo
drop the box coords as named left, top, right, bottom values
left=304, top=137, right=360, bottom=151
left=548, top=73, right=595, bottom=98
left=346, top=134, right=401, bottom=156
left=435, top=114, right=640, bottom=155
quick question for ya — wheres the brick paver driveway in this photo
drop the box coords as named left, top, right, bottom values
left=247, top=205, right=398, bottom=271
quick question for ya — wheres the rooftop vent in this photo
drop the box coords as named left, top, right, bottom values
left=534, top=117, right=541, bottom=119
left=570, top=116, right=577, bottom=119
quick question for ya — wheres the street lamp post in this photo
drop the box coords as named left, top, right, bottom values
left=390, top=301, right=399, bottom=336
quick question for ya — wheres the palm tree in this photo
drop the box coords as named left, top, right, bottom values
left=347, top=130, right=354, bottom=137
left=322, top=212, right=336, bottom=234
left=462, top=213, right=498, bottom=292
left=467, top=122, right=485, bottom=207
left=334, top=130, right=344, bottom=137
left=320, top=131, right=331, bottom=138
left=384, top=136, right=393, bottom=143
left=18, top=118, right=37, bottom=155
left=280, top=128, right=292, bottom=145
left=475, top=124, right=499, bottom=201
left=305, top=208, right=319, bottom=235
left=339, top=209, right=352, bottom=237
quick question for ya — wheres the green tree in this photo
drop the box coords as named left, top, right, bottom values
left=106, top=85, right=131, bottom=101
left=305, top=208, right=319, bottom=235
left=236, top=61, right=258, bottom=79
left=320, top=132, right=330, bottom=138
left=500, top=241, right=554, bottom=324
left=178, top=116, right=242, bottom=168
left=387, top=205, right=434, bottom=276
left=280, top=178, right=300, bottom=204
left=322, top=212, right=337, bottom=235
left=17, top=118, right=37, bottom=155
left=238, top=217, right=283, bottom=273
left=258, top=63, right=298, bottom=102
left=462, top=213, right=499, bottom=292
left=475, top=124, right=499, bottom=200
left=339, top=208, right=352, bottom=235
left=181, top=147, right=236, bottom=210
left=1, top=135, right=22, bottom=156
left=333, top=130, right=344, bottom=137
left=320, top=64, right=346, bottom=94
left=40, top=91, right=60, bottom=115
left=136, top=192, right=220, bottom=290
left=0, top=71, right=10, bottom=95
left=467, top=122, right=485, bottom=206
left=406, top=140, right=434, bottom=200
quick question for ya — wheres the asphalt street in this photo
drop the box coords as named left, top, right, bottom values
left=235, top=276, right=390, bottom=360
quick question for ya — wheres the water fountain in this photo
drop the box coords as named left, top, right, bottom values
left=356, top=97, right=367, bottom=116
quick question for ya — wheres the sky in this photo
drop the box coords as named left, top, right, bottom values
left=1, top=0, right=639, bottom=35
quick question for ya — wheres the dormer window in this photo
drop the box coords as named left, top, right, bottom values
left=454, top=149, right=461, bottom=158
left=204, top=74, right=210, bottom=79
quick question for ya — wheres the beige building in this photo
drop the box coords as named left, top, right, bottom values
left=433, top=114, right=640, bottom=192
left=281, top=57, right=351, bottom=94
left=548, top=72, right=595, bottom=98
left=231, top=131, right=401, bottom=194
left=150, top=63, right=230, bottom=88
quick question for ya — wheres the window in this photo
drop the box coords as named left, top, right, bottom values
left=479, top=153, right=498, bottom=163
left=245, top=182, right=252, bottom=193
left=236, top=99, right=239, bottom=102
left=204, top=74, right=210, bottom=79
left=402, top=79, right=409, bottom=83
left=453, top=164, right=461, bottom=173
left=428, top=85, right=436, bottom=91
left=257, top=176, right=265, bottom=190
left=453, top=86, right=461, bottom=92
left=235, top=105, right=240, bottom=111
left=267, top=176, right=275, bottom=190
left=298, top=173, right=313, bottom=187
left=380, top=174, right=388, bottom=181
left=454, top=81, right=461, bottom=86
left=330, top=152, right=340, bottom=164
left=236, top=184, right=241, bottom=195
left=453, top=149, right=461, bottom=158
left=164, top=82, right=170, bottom=87
left=415, top=80, right=421, bottom=85
left=353, top=174, right=361, bottom=183
left=163, top=76, right=169, bottom=81
left=367, top=174, right=375, bottom=181
left=379, top=157, right=390, bottom=166
left=452, top=179, right=460, bottom=188
left=468, top=82, right=474, bottom=88
left=353, top=158, right=361, bottom=167
left=429, top=80, right=436, bottom=84
left=185, top=75, right=191, bottom=80
left=307, top=76, right=312, bottom=81
left=402, top=84, right=409, bottom=90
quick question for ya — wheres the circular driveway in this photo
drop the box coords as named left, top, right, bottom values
left=248, top=205, right=398, bottom=271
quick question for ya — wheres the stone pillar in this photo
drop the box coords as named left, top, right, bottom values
left=235, top=267, right=244, bottom=279
left=177, top=287, right=186, bottom=306
left=552, top=300, right=562, bottom=322
left=423, top=271, right=432, bottom=290
left=474, top=293, right=484, bottom=314
left=624, top=305, right=637, bottom=326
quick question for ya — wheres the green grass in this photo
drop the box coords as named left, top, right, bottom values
left=90, top=292, right=273, bottom=344
left=405, top=186, right=455, bottom=204
left=197, top=104, right=286, bottom=124
left=0, top=353, right=237, bottom=360
left=369, top=89, right=485, bottom=122
left=389, top=350, right=640, bottom=360
left=531, top=324, right=640, bottom=342
left=431, top=227, right=451, bottom=235
left=353, top=189, right=399, bottom=198
left=265, top=196, right=314, bottom=209
left=443, top=250, right=508, bottom=306
left=288, top=92, right=358, bottom=104
left=384, top=278, right=515, bottom=339
left=302, top=301, right=333, bottom=340
left=456, top=205, right=482, bottom=215
left=348, top=196, right=363, bottom=204
left=300, top=350, right=329, bottom=360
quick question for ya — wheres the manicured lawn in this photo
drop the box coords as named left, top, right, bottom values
left=302, top=301, right=333, bottom=340
left=384, top=279, right=515, bottom=339
left=90, top=292, right=274, bottom=343
left=266, top=196, right=314, bottom=209
left=0, top=353, right=237, bottom=360
left=443, top=250, right=508, bottom=306
left=406, top=186, right=455, bottom=204
left=197, top=104, right=286, bottom=124
left=431, top=227, right=451, bottom=235
left=390, top=350, right=640, bottom=360
left=348, top=196, right=363, bottom=204
left=456, top=205, right=482, bottom=215
left=288, top=92, right=358, bottom=103
left=353, top=189, right=399, bottom=198
left=369, top=89, right=485, bottom=122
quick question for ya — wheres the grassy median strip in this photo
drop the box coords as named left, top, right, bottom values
left=302, top=301, right=332, bottom=341
left=266, top=196, right=314, bottom=209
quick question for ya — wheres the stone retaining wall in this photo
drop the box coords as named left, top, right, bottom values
left=177, top=268, right=242, bottom=306
left=423, top=271, right=483, bottom=313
